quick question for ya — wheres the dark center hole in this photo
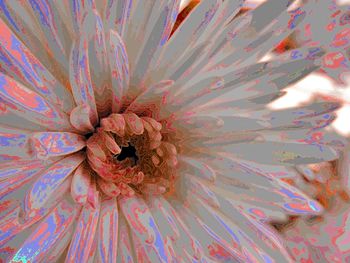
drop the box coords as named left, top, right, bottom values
left=115, top=143, right=139, bottom=165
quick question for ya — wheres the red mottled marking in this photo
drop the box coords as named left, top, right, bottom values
left=31, top=222, right=48, bottom=242
left=250, top=208, right=266, bottom=219
left=332, top=28, right=350, bottom=47
left=323, top=51, right=346, bottom=68
left=0, top=20, right=23, bottom=62
left=208, top=243, right=232, bottom=260
left=4, top=78, right=40, bottom=109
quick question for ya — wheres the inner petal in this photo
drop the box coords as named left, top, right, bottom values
left=84, top=113, right=178, bottom=197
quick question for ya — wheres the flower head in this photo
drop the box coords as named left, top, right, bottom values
left=0, top=0, right=348, bottom=262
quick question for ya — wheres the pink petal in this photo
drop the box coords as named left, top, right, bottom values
left=69, top=104, right=96, bottom=133
left=0, top=74, right=73, bottom=130
left=69, top=36, right=98, bottom=126
left=8, top=199, right=78, bottom=263
left=0, top=18, right=74, bottom=112
left=0, top=126, right=33, bottom=162
left=96, top=198, right=119, bottom=263
left=65, top=203, right=101, bottom=263
left=30, top=132, right=86, bottom=159
left=117, top=214, right=136, bottom=263
left=119, top=196, right=169, bottom=262
left=104, top=0, right=132, bottom=36
left=71, top=164, right=91, bottom=205
left=0, top=161, right=47, bottom=200
left=109, top=30, right=129, bottom=112
left=82, top=9, right=112, bottom=117
left=129, top=0, right=180, bottom=91
left=24, top=153, right=85, bottom=217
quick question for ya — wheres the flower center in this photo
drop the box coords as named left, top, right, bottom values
left=85, top=113, right=178, bottom=197
left=114, top=143, right=138, bottom=165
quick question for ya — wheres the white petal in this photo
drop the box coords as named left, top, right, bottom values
left=178, top=155, right=216, bottom=181
left=0, top=74, right=73, bottom=131
left=119, top=196, right=169, bottom=263
left=128, top=0, right=180, bottom=93
left=0, top=18, right=74, bottom=113
left=0, top=126, right=33, bottom=162
left=30, top=132, right=86, bottom=159
left=70, top=164, right=91, bottom=205
left=24, top=153, right=84, bottom=217
left=108, top=30, right=130, bottom=112
left=218, top=141, right=338, bottom=165
left=0, top=1, right=70, bottom=80
left=8, top=199, right=78, bottom=263
left=96, top=198, right=119, bottom=263
left=117, top=213, right=137, bottom=263
left=170, top=199, right=245, bottom=262
left=69, top=36, right=99, bottom=126
left=146, top=197, right=181, bottom=241
left=158, top=197, right=205, bottom=260
left=27, top=0, right=70, bottom=71
left=154, top=0, right=221, bottom=79
left=65, top=202, right=101, bottom=263
left=104, top=0, right=132, bottom=36
left=84, top=9, right=112, bottom=117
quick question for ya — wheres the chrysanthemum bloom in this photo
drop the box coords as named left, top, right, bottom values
left=282, top=154, right=350, bottom=262
left=0, top=0, right=349, bottom=262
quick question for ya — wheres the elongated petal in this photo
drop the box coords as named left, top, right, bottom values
left=178, top=156, right=216, bottom=181
left=109, top=30, right=129, bottom=112
left=156, top=197, right=205, bottom=260
left=178, top=174, right=220, bottom=208
left=117, top=214, right=136, bottom=263
left=9, top=199, right=78, bottom=263
left=0, top=1, right=68, bottom=80
left=27, top=0, right=70, bottom=69
left=213, top=178, right=323, bottom=215
left=127, top=80, right=173, bottom=118
left=146, top=197, right=181, bottom=241
left=155, top=0, right=220, bottom=76
left=31, top=132, right=86, bottom=159
left=0, top=177, right=71, bottom=247
left=128, top=0, right=181, bottom=93
left=105, top=0, right=132, bottom=36
left=65, top=203, right=101, bottom=263
left=0, top=161, right=47, bottom=200
left=84, top=8, right=112, bottom=116
left=69, top=37, right=98, bottom=126
left=119, top=196, right=169, bottom=263
left=0, top=127, right=33, bottom=161
left=0, top=108, right=44, bottom=131
left=46, top=224, right=75, bottom=262
left=24, top=153, right=84, bottom=217
left=171, top=200, right=245, bottom=262
left=219, top=141, right=338, bottom=165
left=70, top=164, right=91, bottom=205
left=0, top=74, right=72, bottom=130
left=96, top=198, right=119, bottom=263
left=0, top=18, right=74, bottom=112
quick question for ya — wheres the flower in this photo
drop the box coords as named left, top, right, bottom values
left=0, top=0, right=348, bottom=262
left=282, top=152, right=350, bottom=262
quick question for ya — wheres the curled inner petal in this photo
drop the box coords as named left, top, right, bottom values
left=85, top=113, right=178, bottom=197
